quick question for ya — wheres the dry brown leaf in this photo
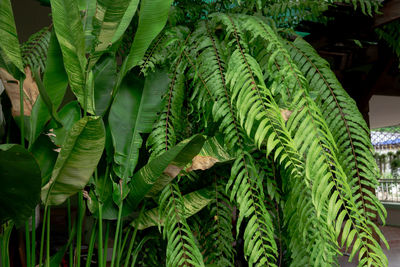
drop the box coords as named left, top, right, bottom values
left=163, top=164, right=183, bottom=177
left=0, top=67, right=39, bottom=116
left=280, top=109, right=293, bottom=122
left=186, top=155, right=219, bottom=172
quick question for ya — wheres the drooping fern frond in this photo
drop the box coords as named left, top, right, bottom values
left=245, top=15, right=387, bottom=265
left=199, top=181, right=235, bottom=266
left=21, top=26, right=51, bottom=71
left=143, top=8, right=388, bottom=266
left=287, top=37, right=387, bottom=228
left=147, top=46, right=188, bottom=158
left=139, top=26, right=190, bottom=76
left=187, top=16, right=279, bottom=266
left=159, top=183, right=205, bottom=267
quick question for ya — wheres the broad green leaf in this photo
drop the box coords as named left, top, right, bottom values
left=30, top=30, right=68, bottom=145
left=47, top=101, right=81, bottom=147
left=93, top=54, right=117, bottom=115
left=0, top=0, right=24, bottom=75
left=32, top=69, right=63, bottom=127
left=81, top=0, right=97, bottom=50
left=124, top=135, right=205, bottom=212
left=87, top=174, right=119, bottom=220
left=109, top=70, right=169, bottom=179
left=30, top=135, right=58, bottom=186
left=131, top=188, right=213, bottom=230
left=50, top=0, right=93, bottom=113
left=90, top=0, right=140, bottom=66
left=119, top=0, right=173, bottom=79
left=41, top=116, right=105, bottom=205
left=0, top=144, right=41, bottom=225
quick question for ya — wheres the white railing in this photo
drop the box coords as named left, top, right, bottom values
left=377, top=179, right=400, bottom=202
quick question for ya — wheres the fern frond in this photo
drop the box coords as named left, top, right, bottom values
left=287, top=37, right=387, bottom=227
left=140, top=26, right=190, bottom=76
left=159, top=183, right=205, bottom=267
left=21, top=27, right=51, bottom=71
left=200, top=181, right=235, bottom=266
left=147, top=52, right=187, bottom=158
left=235, top=14, right=388, bottom=266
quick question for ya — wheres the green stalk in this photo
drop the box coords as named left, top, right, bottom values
left=67, top=199, right=73, bottom=267
left=116, top=228, right=131, bottom=267
left=97, top=203, right=103, bottom=267
left=20, top=77, right=31, bottom=267
left=1, top=222, right=14, bottom=267
left=110, top=202, right=123, bottom=267
left=104, top=221, right=110, bottom=265
left=46, top=207, right=50, bottom=267
left=31, top=208, right=36, bottom=267
left=85, top=220, right=97, bottom=267
left=25, top=221, right=31, bottom=267
left=19, top=77, right=25, bottom=146
left=76, top=192, right=85, bottom=267
left=123, top=204, right=145, bottom=267
left=39, top=206, right=48, bottom=267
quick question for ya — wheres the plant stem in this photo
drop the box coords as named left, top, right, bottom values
left=31, top=208, right=36, bottom=267
left=25, top=221, right=31, bottom=267
left=85, top=220, right=97, bottom=267
left=19, top=77, right=24, bottom=147
left=76, top=192, right=85, bottom=267
left=39, top=206, right=48, bottom=267
left=116, top=228, right=131, bottom=267
left=123, top=204, right=145, bottom=267
left=110, top=202, right=123, bottom=267
left=1, top=222, right=14, bottom=267
left=104, top=221, right=110, bottom=265
left=67, top=199, right=73, bottom=267
left=97, top=202, right=103, bottom=267
left=46, top=207, right=50, bottom=267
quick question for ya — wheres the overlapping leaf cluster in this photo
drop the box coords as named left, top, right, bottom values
left=143, top=12, right=388, bottom=266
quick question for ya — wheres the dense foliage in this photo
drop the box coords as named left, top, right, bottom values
left=0, top=0, right=393, bottom=266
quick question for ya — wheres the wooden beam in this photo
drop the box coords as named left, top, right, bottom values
left=374, top=0, right=400, bottom=27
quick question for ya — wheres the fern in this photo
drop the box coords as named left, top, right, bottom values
left=147, top=50, right=187, bottom=158
left=199, top=181, right=235, bottom=266
left=240, top=15, right=387, bottom=265
left=287, top=37, right=387, bottom=227
left=142, top=5, right=387, bottom=266
left=159, top=183, right=205, bottom=267
left=21, top=27, right=51, bottom=71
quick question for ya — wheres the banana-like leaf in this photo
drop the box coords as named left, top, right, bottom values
left=30, top=30, right=69, bottom=145
left=109, top=70, right=169, bottom=179
left=50, top=0, right=92, bottom=113
left=30, top=135, right=58, bottom=186
left=41, top=116, right=105, bottom=205
left=0, top=144, right=41, bottom=225
left=123, top=135, right=205, bottom=212
left=87, top=174, right=119, bottom=220
left=0, top=0, right=24, bottom=75
left=93, top=54, right=117, bottom=115
left=90, top=0, right=140, bottom=66
left=47, top=101, right=81, bottom=147
left=119, top=0, right=173, bottom=79
left=131, top=188, right=213, bottom=230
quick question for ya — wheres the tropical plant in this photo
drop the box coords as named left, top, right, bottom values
left=0, top=0, right=390, bottom=266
